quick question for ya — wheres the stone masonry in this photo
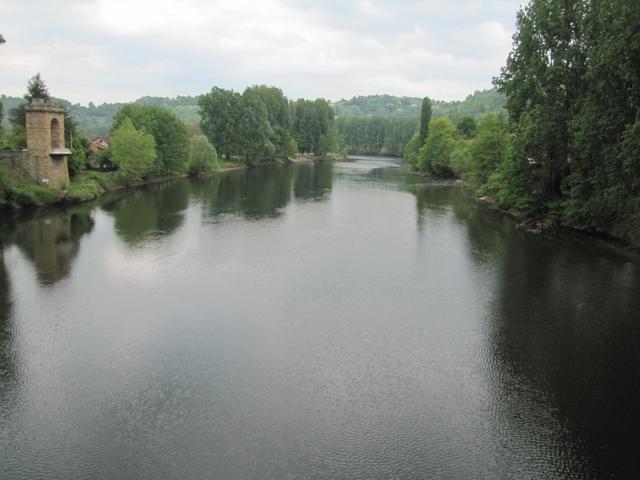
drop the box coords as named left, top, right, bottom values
left=0, top=99, right=71, bottom=189
left=25, top=99, right=70, bottom=189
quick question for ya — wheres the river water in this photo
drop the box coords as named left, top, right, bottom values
left=1, top=157, right=638, bottom=479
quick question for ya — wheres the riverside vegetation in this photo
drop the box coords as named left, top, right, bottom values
left=404, top=0, right=640, bottom=248
left=0, top=80, right=341, bottom=209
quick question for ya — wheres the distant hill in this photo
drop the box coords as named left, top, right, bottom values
left=1, top=89, right=506, bottom=138
left=333, top=90, right=506, bottom=120
left=1, top=94, right=200, bottom=137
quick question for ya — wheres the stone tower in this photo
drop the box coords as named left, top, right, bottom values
left=25, top=98, right=71, bottom=189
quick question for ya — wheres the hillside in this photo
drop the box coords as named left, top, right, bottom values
left=1, top=94, right=200, bottom=137
left=1, top=89, right=505, bottom=138
left=333, top=89, right=506, bottom=120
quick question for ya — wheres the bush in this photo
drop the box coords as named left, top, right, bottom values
left=188, top=134, right=219, bottom=174
left=111, top=118, right=157, bottom=180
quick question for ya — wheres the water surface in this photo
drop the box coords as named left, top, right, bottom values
left=1, top=157, right=639, bottom=479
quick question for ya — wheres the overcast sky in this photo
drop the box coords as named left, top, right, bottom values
left=0, top=0, right=523, bottom=105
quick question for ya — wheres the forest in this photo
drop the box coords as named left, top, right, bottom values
left=407, top=0, right=640, bottom=246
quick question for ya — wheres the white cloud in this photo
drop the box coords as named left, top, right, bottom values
left=0, top=0, right=521, bottom=104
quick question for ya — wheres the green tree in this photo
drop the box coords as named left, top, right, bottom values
left=199, top=87, right=244, bottom=160
left=404, top=131, right=421, bottom=166
left=188, top=134, right=219, bottom=174
left=456, top=116, right=477, bottom=138
left=111, top=118, right=156, bottom=180
left=68, top=134, right=92, bottom=178
left=496, top=0, right=586, bottom=198
left=418, top=97, right=432, bottom=143
left=466, top=113, right=510, bottom=192
left=0, top=102, right=4, bottom=146
left=417, top=117, right=456, bottom=177
left=111, top=104, right=189, bottom=173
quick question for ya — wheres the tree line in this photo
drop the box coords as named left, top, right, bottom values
left=198, top=86, right=339, bottom=164
left=405, top=0, right=640, bottom=246
left=336, top=117, right=417, bottom=157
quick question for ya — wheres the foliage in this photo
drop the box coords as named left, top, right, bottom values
left=416, top=117, right=457, bottom=177
left=403, top=131, right=421, bottom=166
left=485, top=0, right=640, bottom=244
left=188, top=134, right=219, bottom=174
left=466, top=114, right=510, bottom=192
left=292, top=98, right=338, bottom=155
left=68, top=135, right=92, bottom=178
left=336, top=116, right=416, bottom=156
left=111, top=104, right=189, bottom=173
left=199, top=87, right=339, bottom=164
left=5, top=126, right=26, bottom=150
left=333, top=90, right=506, bottom=120
left=419, top=97, right=432, bottom=143
left=111, top=118, right=157, bottom=180
left=26, top=73, right=50, bottom=101
left=456, top=116, right=477, bottom=138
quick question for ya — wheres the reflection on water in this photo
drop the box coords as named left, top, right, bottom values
left=0, top=209, right=94, bottom=285
left=0, top=158, right=639, bottom=479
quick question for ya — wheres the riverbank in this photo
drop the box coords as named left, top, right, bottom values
left=0, top=154, right=340, bottom=214
left=472, top=191, right=640, bottom=254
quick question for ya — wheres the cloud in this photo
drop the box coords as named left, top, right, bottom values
left=0, top=0, right=522, bottom=104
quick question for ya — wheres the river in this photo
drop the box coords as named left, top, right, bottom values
left=1, top=156, right=638, bottom=479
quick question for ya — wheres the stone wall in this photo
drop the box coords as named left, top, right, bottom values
left=0, top=150, right=31, bottom=177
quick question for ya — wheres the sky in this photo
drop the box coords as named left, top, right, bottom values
left=0, top=0, right=523, bottom=105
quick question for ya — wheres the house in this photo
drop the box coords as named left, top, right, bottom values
left=90, top=136, right=109, bottom=152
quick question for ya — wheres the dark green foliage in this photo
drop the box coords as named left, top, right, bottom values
left=198, top=87, right=243, bottom=160
left=456, top=117, right=477, bottom=138
left=111, top=104, right=189, bottom=173
left=419, top=97, right=432, bottom=143
left=0, top=102, right=4, bottom=146
left=26, top=73, right=49, bottom=101
left=244, top=86, right=294, bottom=159
left=68, top=135, right=92, bottom=178
left=336, top=116, right=417, bottom=156
left=5, top=126, right=26, bottom=150
left=292, top=98, right=338, bottom=155
left=198, top=86, right=290, bottom=164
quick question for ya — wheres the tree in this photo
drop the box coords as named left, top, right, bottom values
left=417, top=117, right=456, bottom=177
left=0, top=102, right=4, bottom=145
left=188, top=134, right=219, bottom=174
left=467, top=113, right=510, bottom=192
left=26, top=73, right=50, bottom=101
left=0, top=34, right=5, bottom=44
left=456, top=116, right=477, bottom=138
left=199, top=87, right=243, bottom=160
left=293, top=98, right=338, bottom=154
left=111, top=104, right=189, bottom=173
left=495, top=0, right=586, bottom=198
left=418, top=97, right=432, bottom=143
left=111, top=118, right=156, bottom=180
left=68, top=135, right=92, bottom=178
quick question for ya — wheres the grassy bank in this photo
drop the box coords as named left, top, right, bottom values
left=0, top=161, right=247, bottom=211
